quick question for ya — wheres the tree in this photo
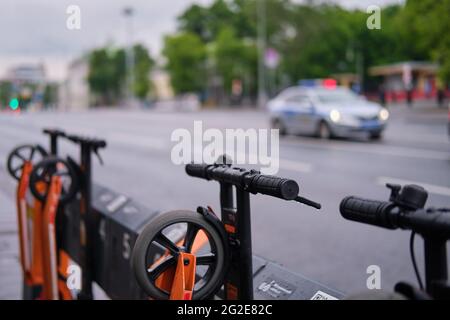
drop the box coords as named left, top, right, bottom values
left=133, top=44, right=154, bottom=100
left=43, top=83, right=58, bottom=108
left=163, top=32, right=207, bottom=94
left=399, top=0, right=450, bottom=83
left=87, top=44, right=154, bottom=105
left=88, top=47, right=125, bottom=105
left=172, top=0, right=449, bottom=99
left=177, top=4, right=211, bottom=42
left=0, top=81, right=13, bottom=109
left=214, top=27, right=257, bottom=96
left=279, top=4, right=351, bottom=81
left=178, top=0, right=236, bottom=43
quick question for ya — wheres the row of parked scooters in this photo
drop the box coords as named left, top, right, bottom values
left=6, top=128, right=450, bottom=300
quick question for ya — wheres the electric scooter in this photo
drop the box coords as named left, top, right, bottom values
left=340, top=184, right=450, bottom=300
left=64, top=134, right=107, bottom=300
left=6, top=128, right=71, bottom=299
left=26, top=133, right=107, bottom=300
left=28, top=156, right=79, bottom=299
left=131, top=160, right=322, bottom=300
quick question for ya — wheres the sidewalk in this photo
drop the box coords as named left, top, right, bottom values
left=387, top=101, right=449, bottom=125
left=0, top=189, right=21, bottom=299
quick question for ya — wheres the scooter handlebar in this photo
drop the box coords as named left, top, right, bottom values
left=340, top=196, right=450, bottom=237
left=340, top=196, right=395, bottom=229
left=43, top=128, right=66, bottom=137
left=185, top=163, right=210, bottom=180
left=400, top=210, right=450, bottom=239
left=66, top=134, right=107, bottom=149
left=185, top=163, right=300, bottom=201
left=249, top=174, right=299, bottom=201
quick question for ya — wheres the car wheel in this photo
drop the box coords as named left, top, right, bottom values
left=317, top=121, right=332, bottom=140
left=370, top=132, right=383, bottom=141
left=272, top=119, right=287, bottom=136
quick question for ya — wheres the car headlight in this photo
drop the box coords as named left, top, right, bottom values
left=330, top=110, right=341, bottom=123
left=330, top=110, right=359, bottom=126
left=379, top=108, right=389, bottom=121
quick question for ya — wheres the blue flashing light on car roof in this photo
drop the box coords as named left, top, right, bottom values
left=298, top=79, right=319, bottom=87
left=298, top=79, right=337, bottom=89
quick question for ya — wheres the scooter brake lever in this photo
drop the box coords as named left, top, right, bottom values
left=295, top=196, right=322, bottom=210
left=94, top=148, right=104, bottom=165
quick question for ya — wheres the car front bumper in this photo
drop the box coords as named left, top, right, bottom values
left=329, top=121, right=386, bottom=137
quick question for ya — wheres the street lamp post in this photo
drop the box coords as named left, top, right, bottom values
left=257, top=0, right=267, bottom=109
left=123, top=7, right=135, bottom=108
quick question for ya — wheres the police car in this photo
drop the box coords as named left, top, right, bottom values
left=268, top=80, right=389, bottom=140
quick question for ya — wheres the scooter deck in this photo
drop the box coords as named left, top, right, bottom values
left=252, top=255, right=343, bottom=300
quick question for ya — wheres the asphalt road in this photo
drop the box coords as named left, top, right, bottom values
left=0, top=103, right=449, bottom=297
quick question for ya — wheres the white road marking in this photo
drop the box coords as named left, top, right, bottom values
left=280, top=158, right=312, bottom=173
left=348, top=145, right=449, bottom=161
left=376, top=176, right=450, bottom=197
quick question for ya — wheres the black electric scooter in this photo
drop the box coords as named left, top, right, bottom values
left=27, top=132, right=106, bottom=299
left=132, top=160, right=321, bottom=300
left=340, top=183, right=450, bottom=300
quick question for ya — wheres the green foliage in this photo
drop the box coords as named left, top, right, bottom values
left=43, top=83, right=58, bottom=107
left=169, top=0, right=450, bottom=98
left=178, top=0, right=250, bottom=42
left=88, top=47, right=125, bottom=105
left=163, top=32, right=207, bottom=94
left=177, top=5, right=211, bottom=42
left=400, top=0, right=450, bottom=82
left=0, top=81, right=13, bottom=108
left=133, top=44, right=154, bottom=99
left=214, top=27, right=257, bottom=95
left=88, top=45, right=153, bottom=105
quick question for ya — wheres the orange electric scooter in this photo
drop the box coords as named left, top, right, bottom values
left=28, top=157, right=79, bottom=300
left=7, top=143, right=48, bottom=299
left=7, top=129, right=78, bottom=300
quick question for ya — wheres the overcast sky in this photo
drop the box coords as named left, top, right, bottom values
left=0, top=0, right=403, bottom=80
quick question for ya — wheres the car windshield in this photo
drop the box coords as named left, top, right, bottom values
left=316, top=89, right=363, bottom=104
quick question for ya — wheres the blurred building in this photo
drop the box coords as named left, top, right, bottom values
left=7, top=64, right=46, bottom=84
left=369, top=61, right=440, bottom=103
left=58, top=58, right=90, bottom=111
left=150, top=69, right=174, bottom=100
left=2, top=63, right=47, bottom=110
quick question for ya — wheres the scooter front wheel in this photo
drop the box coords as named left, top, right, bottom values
left=29, top=156, right=79, bottom=204
left=7, top=144, right=47, bottom=181
left=132, top=210, right=227, bottom=300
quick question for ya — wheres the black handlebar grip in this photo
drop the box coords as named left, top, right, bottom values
left=95, top=140, right=107, bottom=148
left=340, top=197, right=395, bottom=229
left=250, top=175, right=299, bottom=200
left=185, top=164, right=210, bottom=180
